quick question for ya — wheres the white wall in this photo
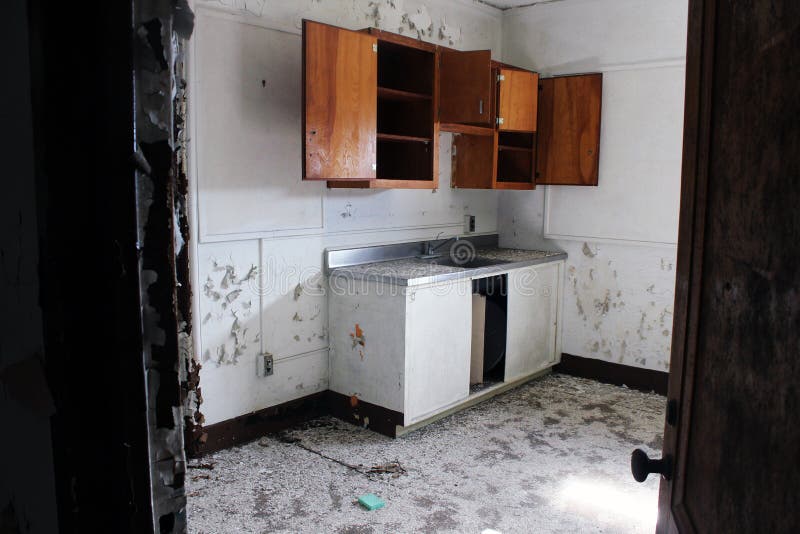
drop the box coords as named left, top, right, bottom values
left=189, top=0, right=504, bottom=424
left=499, top=0, right=688, bottom=372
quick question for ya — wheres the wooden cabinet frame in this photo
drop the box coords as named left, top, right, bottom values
left=304, top=22, right=440, bottom=189
left=301, top=21, right=602, bottom=190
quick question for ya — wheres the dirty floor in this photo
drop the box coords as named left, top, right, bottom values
left=187, top=374, right=665, bottom=534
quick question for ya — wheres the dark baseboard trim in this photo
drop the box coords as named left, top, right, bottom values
left=554, top=353, right=668, bottom=395
left=327, top=391, right=404, bottom=438
left=189, top=355, right=667, bottom=456
left=188, top=392, right=328, bottom=457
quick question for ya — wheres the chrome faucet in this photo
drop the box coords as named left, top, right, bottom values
left=420, top=232, right=460, bottom=259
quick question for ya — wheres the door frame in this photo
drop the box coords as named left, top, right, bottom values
left=657, top=0, right=715, bottom=531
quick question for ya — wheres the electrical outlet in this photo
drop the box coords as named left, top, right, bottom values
left=464, top=215, right=476, bottom=233
left=259, top=353, right=274, bottom=377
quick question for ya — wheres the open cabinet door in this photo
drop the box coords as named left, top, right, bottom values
left=535, top=74, right=601, bottom=185
left=630, top=1, right=800, bottom=532
left=303, top=20, right=377, bottom=180
left=497, top=68, right=538, bottom=132
left=439, top=50, right=493, bottom=126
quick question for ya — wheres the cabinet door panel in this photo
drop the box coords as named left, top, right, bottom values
left=439, top=50, right=493, bottom=125
left=536, top=73, right=602, bottom=185
left=498, top=69, right=539, bottom=132
left=303, top=20, right=377, bottom=180
left=452, top=131, right=496, bottom=189
left=505, top=262, right=561, bottom=381
left=404, top=281, right=472, bottom=424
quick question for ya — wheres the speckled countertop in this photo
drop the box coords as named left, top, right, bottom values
left=329, top=247, right=566, bottom=286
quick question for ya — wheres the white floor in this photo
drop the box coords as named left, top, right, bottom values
left=187, top=374, right=665, bottom=533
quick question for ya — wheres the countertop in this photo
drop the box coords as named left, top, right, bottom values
left=328, top=247, right=567, bottom=286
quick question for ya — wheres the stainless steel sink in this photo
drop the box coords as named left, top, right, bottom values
left=420, top=257, right=511, bottom=269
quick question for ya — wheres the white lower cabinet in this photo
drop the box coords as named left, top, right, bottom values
left=329, top=277, right=472, bottom=427
left=328, top=259, right=564, bottom=435
left=504, top=261, right=564, bottom=381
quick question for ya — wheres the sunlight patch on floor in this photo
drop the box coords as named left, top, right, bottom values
left=555, top=476, right=658, bottom=532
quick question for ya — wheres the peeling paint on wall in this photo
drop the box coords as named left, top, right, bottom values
left=202, top=258, right=261, bottom=366
left=562, top=241, right=675, bottom=372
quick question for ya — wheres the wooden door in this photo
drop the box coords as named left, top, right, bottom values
left=497, top=68, right=538, bottom=132
left=439, top=50, right=493, bottom=126
left=535, top=74, right=601, bottom=185
left=302, top=20, right=377, bottom=180
left=630, top=1, right=800, bottom=532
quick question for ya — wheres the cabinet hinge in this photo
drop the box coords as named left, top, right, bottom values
left=372, top=43, right=378, bottom=53
left=496, top=117, right=504, bottom=125
left=497, top=74, right=505, bottom=82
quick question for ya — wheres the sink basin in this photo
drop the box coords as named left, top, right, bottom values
left=421, top=257, right=511, bottom=269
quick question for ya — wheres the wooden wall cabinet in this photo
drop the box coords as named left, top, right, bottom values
left=451, top=71, right=602, bottom=190
left=302, top=20, right=601, bottom=190
left=303, top=22, right=439, bottom=189
left=451, top=63, right=540, bottom=190
left=535, top=74, right=602, bottom=186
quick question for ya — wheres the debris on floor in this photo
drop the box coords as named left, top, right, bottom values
left=357, top=493, right=386, bottom=511
left=187, top=374, right=665, bottom=534
left=367, top=461, right=406, bottom=477
left=187, top=460, right=215, bottom=470
left=276, top=431, right=301, bottom=444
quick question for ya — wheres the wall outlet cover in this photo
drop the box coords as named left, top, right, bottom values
left=464, top=215, right=476, bottom=233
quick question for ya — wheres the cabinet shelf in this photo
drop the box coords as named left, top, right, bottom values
left=377, top=132, right=432, bottom=143
left=498, top=145, right=533, bottom=152
left=440, top=123, right=495, bottom=136
left=378, top=86, right=432, bottom=102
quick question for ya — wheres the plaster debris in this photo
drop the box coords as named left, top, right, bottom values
left=293, top=283, right=303, bottom=300
left=225, top=289, right=242, bottom=303
left=187, top=375, right=664, bottom=533
left=582, top=242, right=596, bottom=258
left=293, top=312, right=303, bottom=322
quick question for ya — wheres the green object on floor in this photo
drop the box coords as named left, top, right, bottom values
left=357, top=494, right=385, bottom=511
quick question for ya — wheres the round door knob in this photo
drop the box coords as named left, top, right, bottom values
left=631, top=448, right=672, bottom=482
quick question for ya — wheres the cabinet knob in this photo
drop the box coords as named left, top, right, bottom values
left=630, top=448, right=672, bottom=482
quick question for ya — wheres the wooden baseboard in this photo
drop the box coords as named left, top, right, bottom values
left=189, top=356, right=666, bottom=456
left=554, top=353, right=668, bottom=395
left=326, top=391, right=404, bottom=438
left=188, top=392, right=328, bottom=457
